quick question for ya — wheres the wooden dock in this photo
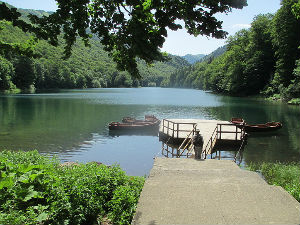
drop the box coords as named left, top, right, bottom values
left=159, top=119, right=247, bottom=159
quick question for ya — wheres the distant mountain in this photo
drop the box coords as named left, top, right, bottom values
left=0, top=1, right=52, bottom=20
left=198, top=45, right=227, bottom=63
left=181, top=54, right=206, bottom=64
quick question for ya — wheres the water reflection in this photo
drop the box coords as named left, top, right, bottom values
left=0, top=88, right=299, bottom=176
left=160, top=140, right=245, bottom=166
left=108, top=129, right=159, bottom=137
left=204, top=97, right=300, bottom=164
left=161, top=142, right=192, bottom=158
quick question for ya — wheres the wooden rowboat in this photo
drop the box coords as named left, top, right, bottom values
left=231, top=118, right=282, bottom=132
left=109, top=115, right=160, bottom=131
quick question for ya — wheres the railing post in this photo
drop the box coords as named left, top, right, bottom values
left=210, top=136, right=212, bottom=154
left=235, top=125, right=238, bottom=140
left=162, top=119, right=165, bottom=133
left=219, top=124, right=222, bottom=140
left=177, top=123, right=179, bottom=139
left=172, top=122, right=174, bottom=138
left=167, top=121, right=169, bottom=136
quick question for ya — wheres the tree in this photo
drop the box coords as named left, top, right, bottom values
left=0, top=55, right=15, bottom=90
left=292, top=0, right=300, bottom=19
left=270, top=0, right=300, bottom=91
left=0, top=0, right=247, bottom=78
left=12, top=56, right=35, bottom=89
left=244, top=14, right=275, bottom=94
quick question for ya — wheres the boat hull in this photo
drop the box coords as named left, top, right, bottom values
left=109, top=121, right=160, bottom=131
left=109, top=115, right=160, bottom=131
left=243, top=123, right=282, bottom=132
left=231, top=118, right=282, bottom=133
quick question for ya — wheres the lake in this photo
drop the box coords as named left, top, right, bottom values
left=0, top=88, right=299, bottom=176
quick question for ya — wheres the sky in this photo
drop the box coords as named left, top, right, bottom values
left=2, top=0, right=281, bottom=56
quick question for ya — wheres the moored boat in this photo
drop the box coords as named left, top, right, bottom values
left=109, top=115, right=160, bottom=131
left=231, top=118, right=282, bottom=132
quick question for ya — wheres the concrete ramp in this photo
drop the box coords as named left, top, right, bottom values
left=132, top=158, right=300, bottom=225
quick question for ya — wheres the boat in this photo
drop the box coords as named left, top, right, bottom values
left=231, top=118, right=282, bottom=132
left=108, top=115, right=160, bottom=131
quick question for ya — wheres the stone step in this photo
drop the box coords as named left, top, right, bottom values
left=152, top=158, right=242, bottom=171
left=147, top=169, right=268, bottom=186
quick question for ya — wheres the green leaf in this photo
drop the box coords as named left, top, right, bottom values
left=18, top=174, right=30, bottom=183
left=23, top=186, right=40, bottom=201
left=29, top=172, right=44, bottom=181
left=37, top=212, right=48, bottom=222
left=0, top=176, right=14, bottom=189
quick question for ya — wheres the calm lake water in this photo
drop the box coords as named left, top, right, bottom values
left=0, top=88, right=299, bottom=175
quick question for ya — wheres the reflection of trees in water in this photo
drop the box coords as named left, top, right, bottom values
left=203, top=98, right=300, bottom=164
left=0, top=96, right=153, bottom=153
left=1, top=92, right=299, bottom=164
left=0, top=97, right=35, bottom=132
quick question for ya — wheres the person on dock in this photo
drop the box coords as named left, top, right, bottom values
left=192, top=130, right=203, bottom=159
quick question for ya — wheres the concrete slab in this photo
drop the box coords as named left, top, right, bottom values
left=148, top=169, right=268, bottom=186
left=132, top=158, right=300, bottom=225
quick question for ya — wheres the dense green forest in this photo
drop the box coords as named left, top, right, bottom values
left=163, top=0, right=300, bottom=101
left=0, top=3, right=189, bottom=92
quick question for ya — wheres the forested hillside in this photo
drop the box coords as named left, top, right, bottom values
left=164, top=0, right=300, bottom=101
left=182, top=54, right=205, bottom=64
left=163, top=46, right=227, bottom=88
left=0, top=3, right=189, bottom=91
left=197, top=46, right=227, bottom=63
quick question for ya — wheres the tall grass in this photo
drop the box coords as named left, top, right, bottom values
left=0, top=150, right=144, bottom=225
left=248, top=162, right=300, bottom=202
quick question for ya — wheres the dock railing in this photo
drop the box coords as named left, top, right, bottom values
left=177, top=127, right=197, bottom=157
left=201, top=123, right=246, bottom=159
left=161, top=119, right=197, bottom=139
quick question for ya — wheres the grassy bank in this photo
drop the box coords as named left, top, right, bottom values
left=0, top=150, right=144, bottom=225
left=248, top=162, right=300, bottom=202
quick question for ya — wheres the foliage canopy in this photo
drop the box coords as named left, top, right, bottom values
left=0, top=0, right=247, bottom=78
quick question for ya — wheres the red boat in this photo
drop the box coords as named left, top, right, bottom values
left=109, top=115, right=160, bottom=131
left=231, top=118, right=282, bottom=132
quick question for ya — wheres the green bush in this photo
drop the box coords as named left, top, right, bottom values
left=288, top=98, right=300, bottom=105
left=0, top=150, right=144, bottom=225
left=248, top=162, right=300, bottom=202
